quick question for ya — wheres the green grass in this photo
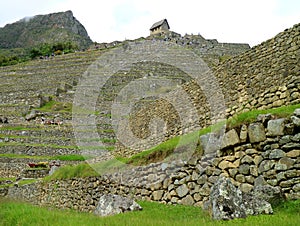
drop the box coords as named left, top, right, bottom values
left=0, top=199, right=299, bottom=226
left=37, top=100, right=72, bottom=113
left=0, top=142, right=78, bottom=149
left=43, top=163, right=99, bottom=181
left=123, top=103, right=300, bottom=165
left=0, top=153, right=86, bottom=161
left=0, top=177, right=16, bottom=182
left=50, top=154, right=86, bottom=161
left=17, top=179, right=38, bottom=186
left=122, top=121, right=225, bottom=165
left=227, top=103, right=300, bottom=128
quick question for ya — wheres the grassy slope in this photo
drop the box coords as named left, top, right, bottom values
left=0, top=199, right=299, bottom=226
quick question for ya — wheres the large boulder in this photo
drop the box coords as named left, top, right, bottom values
left=204, top=176, right=274, bottom=220
left=203, top=176, right=247, bottom=220
left=94, top=194, right=142, bottom=216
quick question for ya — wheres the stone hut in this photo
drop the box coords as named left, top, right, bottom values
left=150, top=19, right=170, bottom=35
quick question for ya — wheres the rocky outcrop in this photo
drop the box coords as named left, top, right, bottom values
left=0, top=10, right=92, bottom=49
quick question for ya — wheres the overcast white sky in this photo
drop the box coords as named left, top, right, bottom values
left=0, top=0, right=299, bottom=47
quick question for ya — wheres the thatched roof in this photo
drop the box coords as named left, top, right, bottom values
left=150, top=19, right=170, bottom=30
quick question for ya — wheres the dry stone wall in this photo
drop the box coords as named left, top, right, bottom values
left=214, top=23, right=300, bottom=117
left=5, top=111, right=300, bottom=212
left=115, top=23, right=300, bottom=157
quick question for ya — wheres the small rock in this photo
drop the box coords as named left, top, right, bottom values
left=269, top=149, right=285, bottom=159
left=258, top=160, right=274, bottom=173
left=176, top=184, right=189, bottom=198
left=240, top=183, right=253, bottom=193
left=240, top=125, right=248, bottom=142
left=180, top=195, right=195, bottom=206
left=286, top=149, right=300, bottom=158
left=239, top=164, right=250, bottom=175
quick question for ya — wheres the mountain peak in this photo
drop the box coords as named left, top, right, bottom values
left=0, top=10, right=93, bottom=49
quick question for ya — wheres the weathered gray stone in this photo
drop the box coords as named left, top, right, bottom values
left=180, top=195, right=195, bottom=205
left=282, top=142, right=300, bottom=151
left=293, top=183, right=300, bottom=192
left=94, top=194, right=142, bottom=216
left=245, top=148, right=258, bottom=155
left=291, top=116, right=300, bottom=127
left=253, top=155, right=263, bottom=166
left=25, top=109, right=38, bottom=121
left=236, top=174, right=246, bottom=183
left=257, top=113, right=273, bottom=123
left=258, top=160, right=274, bottom=173
left=254, top=175, right=267, bottom=187
left=250, top=166, right=258, bottom=177
left=269, top=149, right=285, bottom=159
left=248, top=123, right=266, bottom=143
left=204, top=176, right=273, bottom=220
left=228, top=168, right=239, bottom=178
left=200, top=133, right=221, bottom=155
left=218, top=160, right=235, bottom=170
left=267, top=118, right=286, bottom=136
left=245, top=175, right=255, bottom=184
left=176, top=184, right=189, bottom=198
left=239, top=164, right=250, bottom=175
left=197, top=174, right=208, bottom=185
left=203, top=176, right=247, bottom=220
left=251, top=185, right=284, bottom=206
left=293, top=108, right=300, bottom=117
left=278, top=157, right=295, bottom=169
left=240, top=183, right=253, bottom=193
left=240, top=125, right=248, bottom=142
left=152, top=190, right=164, bottom=201
left=241, top=155, right=254, bottom=164
left=221, top=129, right=240, bottom=149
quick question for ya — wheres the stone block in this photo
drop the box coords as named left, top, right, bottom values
left=200, top=133, right=221, bottom=155
left=152, top=190, right=164, bottom=201
left=248, top=123, right=266, bottom=143
left=240, top=183, right=253, bottom=193
left=239, top=164, right=250, bottom=175
left=221, top=129, right=240, bottom=149
left=239, top=124, right=248, bottom=142
left=176, top=184, right=189, bottom=198
left=241, top=155, right=254, bottom=164
left=269, top=149, right=285, bottom=159
left=267, top=118, right=286, bottom=136
left=218, top=160, right=235, bottom=170
left=181, top=195, right=195, bottom=206
left=258, top=160, right=274, bottom=173
left=236, top=174, right=245, bottom=183
left=286, top=149, right=300, bottom=158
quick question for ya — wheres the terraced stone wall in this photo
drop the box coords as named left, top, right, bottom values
left=214, top=23, right=300, bottom=117
left=5, top=111, right=300, bottom=212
